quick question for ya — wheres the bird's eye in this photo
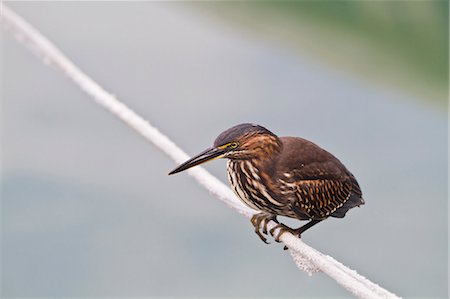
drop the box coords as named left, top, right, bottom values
left=230, top=142, right=238, bottom=149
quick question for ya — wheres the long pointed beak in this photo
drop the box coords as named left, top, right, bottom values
left=168, top=147, right=225, bottom=175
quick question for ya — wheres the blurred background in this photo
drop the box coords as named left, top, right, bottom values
left=1, top=2, right=448, bottom=298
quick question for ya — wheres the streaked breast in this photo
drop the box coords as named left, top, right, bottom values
left=226, top=160, right=287, bottom=214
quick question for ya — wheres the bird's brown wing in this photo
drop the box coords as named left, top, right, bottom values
left=277, top=137, right=363, bottom=220
left=287, top=177, right=356, bottom=220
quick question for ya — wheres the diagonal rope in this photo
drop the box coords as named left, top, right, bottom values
left=1, top=4, right=400, bottom=299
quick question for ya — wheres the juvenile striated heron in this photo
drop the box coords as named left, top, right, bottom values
left=169, top=123, right=364, bottom=244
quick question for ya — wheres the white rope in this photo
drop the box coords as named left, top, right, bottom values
left=1, top=4, right=401, bottom=299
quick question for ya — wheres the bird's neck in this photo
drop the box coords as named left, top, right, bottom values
left=251, top=135, right=283, bottom=160
left=228, top=153, right=280, bottom=197
left=251, top=152, right=280, bottom=177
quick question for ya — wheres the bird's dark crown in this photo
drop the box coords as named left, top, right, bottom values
left=214, top=123, right=281, bottom=160
left=214, top=123, right=275, bottom=147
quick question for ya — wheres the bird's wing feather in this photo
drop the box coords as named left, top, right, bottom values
left=289, top=177, right=355, bottom=219
left=277, top=137, right=362, bottom=220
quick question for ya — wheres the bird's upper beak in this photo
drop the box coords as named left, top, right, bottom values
left=168, top=146, right=226, bottom=175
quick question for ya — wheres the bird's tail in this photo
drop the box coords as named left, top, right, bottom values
left=331, top=194, right=364, bottom=218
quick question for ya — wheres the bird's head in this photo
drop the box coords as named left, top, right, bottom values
left=169, top=123, right=281, bottom=175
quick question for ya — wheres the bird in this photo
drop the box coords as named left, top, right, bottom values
left=169, top=123, right=364, bottom=245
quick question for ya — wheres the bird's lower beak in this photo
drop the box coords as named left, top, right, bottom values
left=168, top=147, right=225, bottom=175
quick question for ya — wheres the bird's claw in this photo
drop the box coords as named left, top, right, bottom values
left=269, top=223, right=297, bottom=243
left=251, top=213, right=311, bottom=251
left=255, top=229, right=269, bottom=244
left=269, top=223, right=297, bottom=250
left=250, top=213, right=278, bottom=244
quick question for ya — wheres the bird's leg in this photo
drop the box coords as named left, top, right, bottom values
left=269, top=219, right=323, bottom=248
left=292, top=219, right=323, bottom=237
left=250, top=212, right=277, bottom=244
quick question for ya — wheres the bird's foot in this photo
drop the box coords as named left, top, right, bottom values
left=250, top=212, right=278, bottom=244
left=269, top=223, right=297, bottom=243
left=269, top=219, right=323, bottom=250
left=268, top=223, right=298, bottom=250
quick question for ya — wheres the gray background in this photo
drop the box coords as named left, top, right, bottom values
left=2, top=2, right=448, bottom=298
